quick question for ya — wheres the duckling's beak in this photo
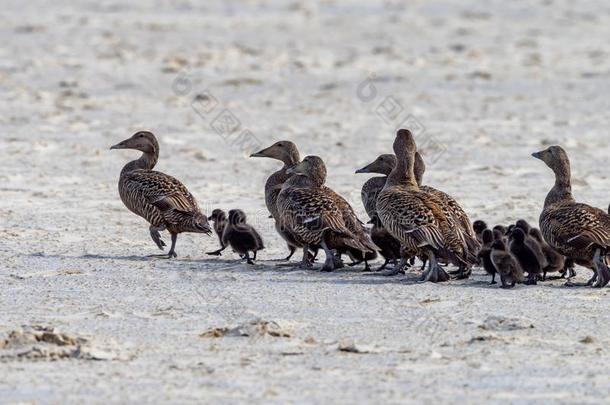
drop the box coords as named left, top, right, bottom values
left=531, top=151, right=542, bottom=160
left=207, top=216, right=213, bottom=221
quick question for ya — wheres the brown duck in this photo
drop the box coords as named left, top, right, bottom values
left=277, top=156, right=378, bottom=271
left=376, top=129, right=475, bottom=282
left=533, top=145, right=610, bottom=288
left=110, top=131, right=211, bottom=258
left=250, top=141, right=314, bottom=261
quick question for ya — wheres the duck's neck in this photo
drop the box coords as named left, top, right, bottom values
left=281, top=151, right=301, bottom=170
left=386, top=152, right=419, bottom=191
left=121, top=151, right=158, bottom=176
left=544, top=165, right=574, bottom=207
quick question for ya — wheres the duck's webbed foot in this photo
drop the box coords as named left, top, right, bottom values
left=419, top=253, right=450, bottom=283
left=375, top=259, right=390, bottom=272
left=490, top=273, right=497, bottom=285
left=565, top=271, right=597, bottom=287
left=206, top=247, right=225, bottom=256
left=451, top=264, right=471, bottom=280
left=524, top=274, right=538, bottom=285
left=592, top=249, right=610, bottom=288
left=245, top=252, right=255, bottom=265
left=149, top=226, right=166, bottom=250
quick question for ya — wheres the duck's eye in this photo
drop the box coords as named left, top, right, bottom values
left=277, top=143, right=283, bottom=147
left=138, top=133, right=145, bottom=138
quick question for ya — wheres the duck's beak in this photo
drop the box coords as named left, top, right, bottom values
left=531, top=151, right=542, bottom=160
left=207, top=216, right=213, bottom=221
left=250, top=146, right=271, bottom=158
left=110, top=139, right=129, bottom=150
left=355, top=163, right=373, bottom=174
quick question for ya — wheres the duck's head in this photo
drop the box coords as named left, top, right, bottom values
left=482, top=229, right=494, bottom=244
left=208, top=209, right=226, bottom=222
left=472, top=220, right=488, bottom=234
left=286, top=155, right=327, bottom=185
left=509, top=227, right=526, bottom=243
left=515, top=219, right=531, bottom=233
left=414, top=151, right=426, bottom=184
left=250, top=141, right=300, bottom=165
left=111, top=131, right=158, bottom=153
left=491, top=239, right=506, bottom=251
left=228, top=209, right=247, bottom=225
left=532, top=145, right=570, bottom=175
left=355, top=154, right=396, bottom=175
left=393, top=129, right=417, bottom=158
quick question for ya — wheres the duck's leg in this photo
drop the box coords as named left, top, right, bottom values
left=320, top=240, right=336, bottom=272
left=565, top=267, right=597, bottom=287
left=490, top=272, right=497, bottom=285
left=376, top=258, right=390, bottom=272
left=592, top=249, right=610, bottom=288
left=299, top=245, right=313, bottom=268
left=363, top=259, right=371, bottom=272
left=253, top=251, right=258, bottom=261
left=206, top=245, right=227, bottom=256
left=149, top=233, right=178, bottom=259
left=149, top=226, right=166, bottom=250
left=245, top=251, right=254, bottom=265
left=420, top=251, right=450, bottom=283
left=284, top=245, right=296, bottom=261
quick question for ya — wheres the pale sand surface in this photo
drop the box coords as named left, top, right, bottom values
left=1, top=1, right=610, bottom=403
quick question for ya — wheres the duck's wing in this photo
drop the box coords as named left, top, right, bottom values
left=124, top=170, right=209, bottom=232
left=281, top=188, right=356, bottom=238
left=546, top=203, right=610, bottom=250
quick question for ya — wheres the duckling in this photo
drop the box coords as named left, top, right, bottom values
left=206, top=209, right=227, bottom=256
left=377, top=129, right=476, bottom=283
left=492, top=229, right=505, bottom=242
left=477, top=229, right=497, bottom=284
left=529, top=227, right=566, bottom=280
left=508, top=228, right=546, bottom=285
left=221, top=209, right=264, bottom=264
left=369, top=214, right=402, bottom=271
left=472, top=220, right=489, bottom=243
left=533, top=145, right=610, bottom=288
left=515, top=219, right=533, bottom=234
left=250, top=141, right=313, bottom=262
left=493, top=225, right=507, bottom=236
left=490, top=239, right=524, bottom=289
left=277, top=156, right=377, bottom=272
left=110, top=131, right=211, bottom=258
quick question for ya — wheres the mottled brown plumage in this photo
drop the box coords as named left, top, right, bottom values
left=376, top=129, right=474, bottom=282
left=111, top=131, right=211, bottom=258
left=533, top=145, right=610, bottom=287
left=278, top=156, right=378, bottom=271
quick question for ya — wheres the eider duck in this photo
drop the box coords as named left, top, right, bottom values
left=533, top=145, right=610, bottom=288
left=528, top=228, right=566, bottom=280
left=376, top=129, right=476, bottom=282
left=413, top=150, right=480, bottom=278
left=221, top=209, right=264, bottom=264
left=250, top=141, right=312, bottom=261
left=110, top=131, right=211, bottom=258
left=490, top=239, right=524, bottom=289
left=277, top=156, right=378, bottom=271
left=355, top=155, right=403, bottom=271
left=206, top=209, right=228, bottom=256
left=477, top=229, right=498, bottom=284
left=507, top=227, right=546, bottom=285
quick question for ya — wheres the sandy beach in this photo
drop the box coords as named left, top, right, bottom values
left=2, top=0, right=610, bottom=403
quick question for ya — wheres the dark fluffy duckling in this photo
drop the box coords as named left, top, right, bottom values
left=508, top=228, right=546, bottom=285
left=477, top=229, right=498, bottom=284
left=472, top=220, right=489, bottom=243
left=533, top=145, right=610, bottom=288
left=491, top=239, right=524, bottom=289
left=206, top=209, right=227, bottom=256
left=250, top=141, right=310, bottom=261
left=529, top=228, right=566, bottom=280
left=110, top=131, right=211, bottom=258
left=376, top=129, right=474, bottom=283
left=278, top=156, right=378, bottom=272
left=369, top=215, right=402, bottom=271
left=221, top=209, right=264, bottom=264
